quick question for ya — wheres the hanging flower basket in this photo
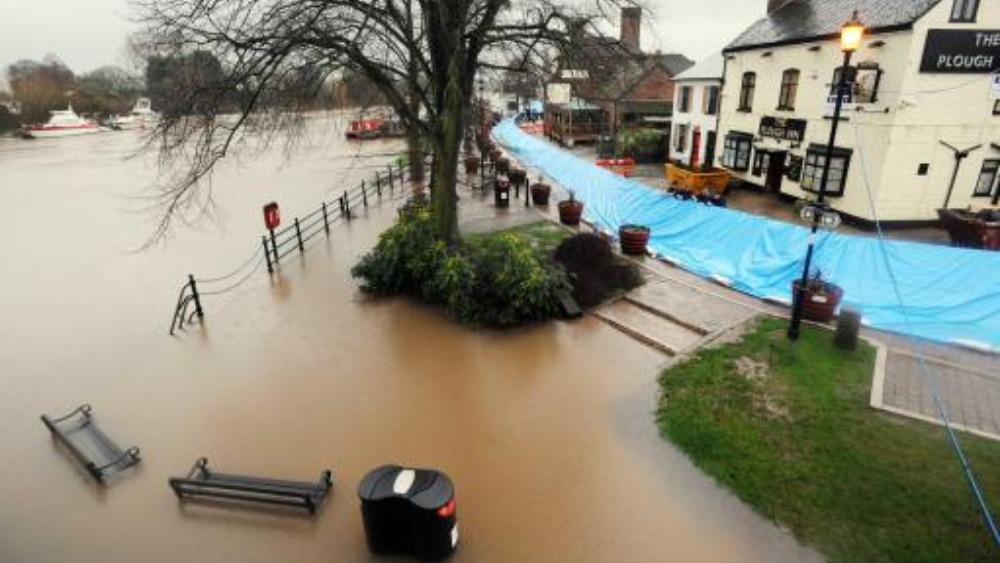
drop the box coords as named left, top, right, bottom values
left=618, top=224, right=651, bottom=256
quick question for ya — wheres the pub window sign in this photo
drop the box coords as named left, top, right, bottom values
left=921, top=29, right=1000, bottom=73
left=759, top=116, right=807, bottom=142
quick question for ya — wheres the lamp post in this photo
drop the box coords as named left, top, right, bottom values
left=788, top=12, right=864, bottom=341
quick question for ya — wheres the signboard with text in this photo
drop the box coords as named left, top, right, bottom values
left=759, top=116, right=807, bottom=142
left=920, top=29, right=1000, bottom=73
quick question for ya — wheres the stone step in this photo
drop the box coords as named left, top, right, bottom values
left=629, top=279, right=756, bottom=334
left=596, top=300, right=704, bottom=356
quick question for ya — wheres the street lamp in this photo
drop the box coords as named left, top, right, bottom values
left=787, top=11, right=864, bottom=341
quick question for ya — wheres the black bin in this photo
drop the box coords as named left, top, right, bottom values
left=358, top=465, right=458, bottom=561
left=494, top=176, right=510, bottom=208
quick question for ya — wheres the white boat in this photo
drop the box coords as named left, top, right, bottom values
left=22, top=105, right=101, bottom=138
left=110, top=98, right=159, bottom=130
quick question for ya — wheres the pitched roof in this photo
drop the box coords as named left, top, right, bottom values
left=673, top=54, right=724, bottom=82
left=725, top=0, right=942, bottom=52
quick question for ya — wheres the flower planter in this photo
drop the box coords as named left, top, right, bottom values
left=558, top=199, right=584, bottom=226
left=530, top=183, right=551, bottom=205
left=618, top=225, right=650, bottom=256
left=464, top=155, right=480, bottom=175
left=495, top=157, right=510, bottom=175
left=488, top=148, right=502, bottom=163
left=792, top=280, right=844, bottom=323
left=508, top=167, right=527, bottom=186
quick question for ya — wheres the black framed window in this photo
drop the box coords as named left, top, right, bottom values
left=679, top=87, right=692, bottom=113
left=778, top=69, right=799, bottom=110
left=801, top=146, right=853, bottom=197
left=994, top=100, right=1000, bottom=115
left=675, top=124, right=689, bottom=152
left=738, top=72, right=755, bottom=112
left=704, top=86, right=719, bottom=115
left=951, top=0, right=979, bottom=22
left=786, top=155, right=804, bottom=182
left=973, top=160, right=999, bottom=197
left=722, top=133, right=752, bottom=171
left=831, top=65, right=883, bottom=104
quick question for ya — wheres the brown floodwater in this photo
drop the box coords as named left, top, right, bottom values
left=0, top=116, right=820, bottom=563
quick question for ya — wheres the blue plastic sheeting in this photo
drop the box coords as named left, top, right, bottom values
left=528, top=100, right=544, bottom=114
left=493, top=119, right=1000, bottom=352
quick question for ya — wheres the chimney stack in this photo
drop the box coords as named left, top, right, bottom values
left=767, top=0, right=798, bottom=14
left=620, top=7, right=642, bottom=52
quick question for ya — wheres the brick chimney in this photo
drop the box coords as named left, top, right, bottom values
left=620, top=7, right=642, bottom=52
left=767, top=0, right=798, bottom=14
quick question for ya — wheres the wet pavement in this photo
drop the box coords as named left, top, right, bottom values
left=0, top=121, right=822, bottom=563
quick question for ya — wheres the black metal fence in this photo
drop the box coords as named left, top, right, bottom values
left=169, top=160, right=412, bottom=335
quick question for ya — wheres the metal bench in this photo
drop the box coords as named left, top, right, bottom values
left=169, top=457, right=334, bottom=514
left=40, top=404, right=141, bottom=483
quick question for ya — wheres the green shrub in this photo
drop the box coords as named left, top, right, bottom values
left=352, top=217, right=570, bottom=328
left=350, top=211, right=446, bottom=296
left=553, top=233, right=643, bottom=308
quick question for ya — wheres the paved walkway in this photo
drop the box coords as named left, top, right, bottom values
left=489, top=143, right=1000, bottom=441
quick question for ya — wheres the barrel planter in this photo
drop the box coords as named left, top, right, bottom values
left=792, top=280, right=844, bottom=323
left=464, top=155, right=480, bottom=175
left=558, top=198, right=584, bottom=226
left=530, top=182, right=552, bottom=205
left=488, top=148, right=502, bottom=164
left=618, top=224, right=650, bottom=256
left=496, top=157, right=510, bottom=175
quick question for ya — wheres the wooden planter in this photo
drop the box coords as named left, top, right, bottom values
left=530, top=183, right=552, bottom=205
left=558, top=199, right=584, bottom=226
left=664, top=163, right=732, bottom=197
left=792, top=280, right=844, bottom=323
left=464, top=155, right=480, bottom=175
left=618, top=225, right=651, bottom=256
left=937, top=208, right=1000, bottom=250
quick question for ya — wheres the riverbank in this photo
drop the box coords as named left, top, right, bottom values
left=657, top=317, right=1000, bottom=563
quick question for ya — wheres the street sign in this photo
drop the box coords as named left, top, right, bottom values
left=263, top=202, right=280, bottom=230
left=546, top=83, right=571, bottom=104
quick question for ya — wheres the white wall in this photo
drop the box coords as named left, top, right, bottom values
left=717, top=1, right=1000, bottom=222
left=670, top=80, right=721, bottom=165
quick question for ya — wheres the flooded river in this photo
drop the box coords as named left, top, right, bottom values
left=0, top=116, right=820, bottom=562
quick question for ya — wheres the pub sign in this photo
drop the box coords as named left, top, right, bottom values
left=759, top=116, right=807, bottom=142
left=920, top=29, right=1000, bottom=73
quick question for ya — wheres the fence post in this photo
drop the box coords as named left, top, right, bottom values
left=343, top=191, right=351, bottom=220
left=269, top=227, right=280, bottom=267
left=525, top=177, right=531, bottom=208
left=188, top=274, right=204, bottom=320
left=376, top=172, right=382, bottom=197
left=480, top=151, right=485, bottom=189
left=294, top=218, right=304, bottom=252
left=388, top=164, right=395, bottom=192
left=322, top=202, right=330, bottom=233
left=362, top=180, right=368, bottom=207
left=262, top=236, right=274, bottom=274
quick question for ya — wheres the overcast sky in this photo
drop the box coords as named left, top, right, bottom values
left=0, top=0, right=765, bottom=84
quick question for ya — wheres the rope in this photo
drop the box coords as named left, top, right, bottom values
left=198, top=253, right=267, bottom=296
left=851, top=118, right=1000, bottom=547
left=195, top=246, right=264, bottom=284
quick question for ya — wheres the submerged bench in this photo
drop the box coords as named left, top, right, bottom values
left=169, top=458, right=334, bottom=514
left=40, top=404, right=141, bottom=483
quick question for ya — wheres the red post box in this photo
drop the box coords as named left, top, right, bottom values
left=263, top=202, right=280, bottom=230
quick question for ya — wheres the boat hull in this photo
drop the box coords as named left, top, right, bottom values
left=24, top=126, right=102, bottom=139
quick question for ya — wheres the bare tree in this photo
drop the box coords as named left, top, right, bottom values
left=134, top=0, right=631, bottom=244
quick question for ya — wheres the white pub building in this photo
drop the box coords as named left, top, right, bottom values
left=718, top=0, right=1000, bottom=225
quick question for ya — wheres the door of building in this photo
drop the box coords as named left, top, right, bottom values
left=764, top=151, right=786, bottom=193
left=704, top=131, right=717, bottom=169
left=690, top=127, right=702, bottom=168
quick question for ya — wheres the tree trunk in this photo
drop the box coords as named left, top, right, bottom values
left=431, top=57, right=465, bottom=245
left=407, top=57, right=425, bottom=186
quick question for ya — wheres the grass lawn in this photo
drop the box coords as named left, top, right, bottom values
left=466, top=220, right=572, bottom=257
left=657, top=317, right=1000, bottom=563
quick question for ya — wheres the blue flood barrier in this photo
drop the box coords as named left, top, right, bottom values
left=493, top=119, right=1000, bottom=352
